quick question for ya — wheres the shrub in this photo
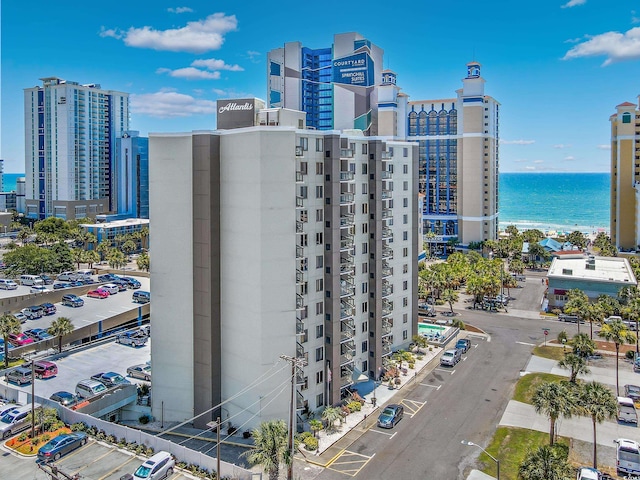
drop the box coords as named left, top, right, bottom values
left=118, top=437, right=127, bottom=447
left=106, top=434, right=116, bottom=444
left=71, top=422, right=88, bottom=432
left=39, top=434, right=51, bottom=444
left=96, top=430, right=106, bottom=440
left=177, top=461, right=188, bottom=469
left=139, top=414, right=150, bottom=424
left=346, top=401, right=361, bottom=412
left=408, top=362, right=415, bottom=369
left=135, top=444, right=146, bottom=455
left=417, top=355, right=424, bottom=361
left=18, top=432, right=28, bottom=442
left=626, top=350, right=636, bottom=360
left=145, top=446, right=154, bottom=456
left=303, top=436, right=319, bottom=451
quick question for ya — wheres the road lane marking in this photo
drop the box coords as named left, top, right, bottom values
left=419, top=383, right=441, bottom=390
left=516, top=341, right=536, bottom=346
left=371, top=429, right=394, bottom=436
left=390, top=432, right=397, bottom=440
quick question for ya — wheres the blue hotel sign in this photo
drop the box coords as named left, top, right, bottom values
left=332, top=52, right=373, bottom=87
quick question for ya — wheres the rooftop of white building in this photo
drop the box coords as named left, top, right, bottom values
left=80, top=218, right=149, bottom=229
left=548, top=255, right=637, bottom=285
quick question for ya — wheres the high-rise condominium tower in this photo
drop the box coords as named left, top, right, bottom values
left=24, top=77, right=129, bottom=219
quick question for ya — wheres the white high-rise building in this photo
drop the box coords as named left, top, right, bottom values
left=149, top=101, right=418, bottom=429
left=24, top=77, right=129, bottom=219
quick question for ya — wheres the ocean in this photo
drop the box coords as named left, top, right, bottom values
left=2, top=171, right=610, bottom=235
left=498, top=172, right=610, bottom=235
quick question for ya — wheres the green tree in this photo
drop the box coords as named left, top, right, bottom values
left=558, top=353, right=589, bottom=383
left=321, top=406, right=343, bottom=434
left=532, top=382, right=574, bottom=445
left=598, top=318, right=636, bottom=395
left=96, top=240, right=110, bottom=261
left=122, top=239, right=137, bottom=256
left=564, top=289, right=590, bottom=335
left=34, top=217, right=70, bottom=239
left=528, top=242, right=549, bottom=269
left=48, top=316, right=74, bottom=353
left=72, top=248, right=85, bottom=269
left=309, top=419, right=323, bottom=438
left=518, top=444, right=572, bottom=480
left=242, top=419, right=291, bottom=480
left=441, top=288, right=459, bottom=314
left=578, top=381, right=618, bottom=469
left=570, top=333, right=596, bottom=359
left=506, top=224, right=519, bottom=237
left=106, top=249, right=126, bottom=270
left=522, top=229, right=545, bottom=244
left=566, top=231, right=587, bottom=250
left=84, top=250, right=100, bottom=269
left=0, top=314, right=21, bottom=368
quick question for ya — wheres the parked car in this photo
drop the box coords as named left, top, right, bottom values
left=111, top=279, right=129, bottom=291
left=62, top=294, right=84, bottom=307
left=576, top=467, right=601, bottom=480
left=0, top=339, right=15, bottom=352
left=13, top=313, right=27, bottom=324
left=127, top=364, right=151, bottom=381
left=377, top=404, right=404, bottom=428
left=615, top=438, right=640, bottom=476
left=5, top=366, right=32, bottom=385
left=53, top=282, right=71, bottom=290
left=116, top=331, right=148, bottom=347
left=79, top=277, right=96, bottom=285
left=98, top=273, right=119, bottom=283
left=635, top=355, right=640, bottom=373
left=39, top=275, right=54, bottom=285
left=39, top=302, right=56, bottom=315
left=133, top=291, right=150, bottom=304
left=0, top=279, right=18, bottom=290
left=87, top=289, right=109, bottom=299
left=49, top=391, right=78, bottom=407
left=90, top=371, right=131, bottom=388
left=57, top=271, right=78, bottom=281
left=120, top=276, right=141, bottom=289
left=418, top=303, right=436, bottom=317
left=37, top=432, right=87, bottom=462
left=625, top=385, right=640, bottom=403
left=75, top=379, right=108, bottom=399
left=133, top=451, right=176, bottom=480
left=101, top=283, right=120, bottom=295
left=30, top=285, right=48, bottom=294
left=440, top=348, right=462, bottom=367
left=0, top=404, right=39, bottom=439
left=455, top=338, right=471, bottom=354
left=24, top=328, right=53, bottom=342
left=511, top=273, right=526, bottom=281
left=558, top=314, right=582, bottom=323
left=617, top=396, right=638, bottom=424
left=33, top=360, right=57, bottom=379
left=21, top=305, right=44, bottom=320
left=8, top=333, right=34, bottom=347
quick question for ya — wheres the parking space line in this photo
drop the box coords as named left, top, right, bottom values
left=72, top=446, right=117, bottom=474
left=401, top=399, right=426, bottom=417
left=419, top=383, right=441, bottom=390
left=435, top=368, right=456, bottom=375
left=97, top=455, right=138, bottom=480
left=327, top=450, right=375, bottom=477
left=371, top=429, right=394, bottom=436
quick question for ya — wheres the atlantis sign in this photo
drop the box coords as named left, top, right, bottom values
left=332, top=52, right=374, bottom=87
left=216, top=98, right=258, bottom=130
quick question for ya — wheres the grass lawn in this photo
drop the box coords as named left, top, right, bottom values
left=478, top=427, right=566, bottom=480
left=532, top=345, right=567, bottom=362
left=513, top=372, right=566, bottom=404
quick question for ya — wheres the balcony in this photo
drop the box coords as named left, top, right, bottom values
left=340, top=234, right=354, bottom=251
left=296, top=319, right=305, bottom=335
left=296, top=371, right=305, bottom=385
left=340, top=148, right=354, bottom=158
left=382, top=344, right=392, bottom=356
left=381, top=246, right=393, bottom=260
left=340, top=365, right=354, bottom=388
left=340, top=193, right=355, bottom=205
left=382, top=300, right=393, bottom=317
left=340, top=327, right=355, bottom=342
left=296, top=294, right=305, bottom=309
left=340, top=305, right=355, bottom=320
left=296, top=245, right=304, bottom=259
left=296, top=269, right=305, bottom=284
left=381, top=262, right=392, bottom=278
left=381, top=227, right=393, bottom=240
left=296, top=391, right=305, bottom=411
left=381, top=170, right=392, bottom=179
left=340, top=279, right=355, bottom=298
left=340, top=262, right=355, bottom=276
left=381, top=189, right=393, bottom=200
left=382, top=319, right=392, bottom=336
left=296, top=171, right=305, bottom=183
left=296, top=221, right=304, bottom=233
left=340, top=171, right=355, bottom=182
left=340, top=251, right=354, bottom=267
left=296, top=342, right=308, bottom=363
left=296, top=196, right=305, bottom=208
left=381, top=151, right=392, bottom=160
left=340, top=212, right=355, bottom=227
left=381, top=210, right=393, bottom=220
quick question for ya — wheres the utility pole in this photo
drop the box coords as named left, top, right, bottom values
left=31, top=360, right=35, bottom=438
left=280, top=354, right=308, bottom=480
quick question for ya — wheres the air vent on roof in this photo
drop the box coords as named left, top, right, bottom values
left=562, top=269, right=573, bottom=275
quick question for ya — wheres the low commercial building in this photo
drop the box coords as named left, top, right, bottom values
left=547, top=254, right=637, bottom=310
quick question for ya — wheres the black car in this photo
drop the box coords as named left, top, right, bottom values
left=53, top=282, right=71, bottom=290
left=79, top=277, right=96, bottom=285
left=49, top=391, right=78, bottom=407
left=377, top=404, right=404, bottom=428
left=111, top=279, right=129, bottom=291
left=98, top=273, right=119, bottom=283
left=39, top=302, right=57, bottom=315
left=39, top=275, right=54, bottom=285
left=455, top=338, right=471, bottom=354
left=120, top=276, right=141, bottom=289
left=624, top=384, right=640, bottom=402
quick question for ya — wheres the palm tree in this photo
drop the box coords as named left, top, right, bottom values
left=558, top=353, right=589, bottom=383
left=570, top=333, right=596, bottom=359
left=598, top=318, right=636, bottom=395
left=441, top=288, right=459, bottom=314
left=242, top=419, right=291, bottom=480
left=564, top=289, right=590, bottom=335
left=532, top=382, right=574, bottom=445
left=578, top=381, right=617, bottom=469
left=309, top=419, right=323, bottom=438
left=321, top=406, right=343, bottom=434
left=518, top=444, right=573, bottom=480
left=48, top=316, right=74, bottom=353
left=0, top=314, right=21, bottom=368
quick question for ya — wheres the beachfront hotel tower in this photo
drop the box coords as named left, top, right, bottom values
left=405, top=62, right=500, bottom=250
left=267, top=32, right=384, bottom=135
left=610, top=101, right=640, bottom=250
left=24, top=77, right=129, bottom=220
left=149, top=99, right=418, bottom=430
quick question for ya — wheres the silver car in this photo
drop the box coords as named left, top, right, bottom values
left=440, top=348, right=461, bottom=367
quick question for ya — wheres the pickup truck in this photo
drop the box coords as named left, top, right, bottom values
left=617, top=397, right=638, bottom=424
left=115, top=331, right=148, bottom=347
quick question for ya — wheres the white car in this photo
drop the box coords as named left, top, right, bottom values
left=30, top=285, right=48, bottom=294
left=13, top=313, right=27, bottom=324
left=576, top=467, right=600, bottom=480
left=100, top=283, right=120, bottom=295
left=0, top=279, right=18, bottom=290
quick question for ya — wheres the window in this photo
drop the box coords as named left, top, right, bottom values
left=316, top=255, right=323, bottom=268
left=316, top=209, right=323, bottom=222
left=362, top=360, right=368, bottom=373
left=362, top=183, right=368, bottom=195
left=362, top=282, right=368, bottom=294
left=389, top=147, right=394, bottom=156
left=403, top=313, right=408, bottom=323
left=316, top=232, right=323, bottom=245
left=316, top=186, right=323, bottom=198
left=403, top=181, right=408, bottom=191
left=362, top=242, right=368, bottom=254
left=300, top=186, right=308, bottom=198
left=362, top=164, right=367, bottom=174
left=623, top=112, right=632, bottom=124
left=362, top=262, right=368, bottom=274
left=403, top=164, right=408, bottom=174
left=362, top=203, right=368, bottom=214
left=300, top=234, right=308, bottom=247
left=362, top=321, right=368, bottom=333
left=300, top=137, right=308, bottom=151
left=362, top=223, right=368, bottom=234
left=362, top=341, right=368, bottom=353
left=403, top=280, right=408, bottom=291
left=316, top=393, right=324, bottom=407
left=403, top=330, right=408, bottom=340
left=301, top=377, right=308, bottom=390
left=316, top=371, right=323, bottom=384
left=316, top=162, right=323, bottom=174
left=403, top=247, right=408, bottom=257
left=403, top=214, right=408, bottom=224
left=403, top=147, right=408, bottom=157
left=316, top=308, right=324, bottom=323
left=403, top=297, right=408, bottom=307
left=315, top=347, right=323, bottom=362
left=362, top=144, right=368, bottom=154
left=299, top=210, right=308, bottom=222
left=403, top=231, right=408, bottom=241
left=362, top=302, right=368, bottom=313
left=403, top=197, right=408, bottom=207
left=316, top=138, right=324, bottom=152
left=316, top=278, right=324, bottom=292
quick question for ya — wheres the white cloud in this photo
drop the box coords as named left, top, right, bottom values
left=246, top=50, right=261, bottom=62
left=99, top=27, right=123, bottom=39
left=102, top=13, right=237, bottom=53
left=563, top=27, right=640, bottom=65
left=553, top=144, right=572, bottom=149
left=525, top=166, right=536, bottom=170
left=533, top=160, right=544, bottom=164
left=597, top=144, right=611, bottom=150
left=561, top=0, right=586, bottom=8
left=564, top=155, right=575, bottom=161
left=130, top=90, right=216, bottom=118
left=167, top=6, right=193, bottom=13
left=211, top=87, right=253, bottom=98
left=500, top=139, right=535, bottom=145
left=191, top=58, right=243, bottom=71
left=156, top=67, right=221, bottom=80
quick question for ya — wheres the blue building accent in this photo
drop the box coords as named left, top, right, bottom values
left=301, top=47, right=333, bottom=130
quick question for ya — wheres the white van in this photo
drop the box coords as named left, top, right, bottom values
left=615, top=438, right=640, bottom=476
left=618, top=397, right=638, bottom=424
left=76, top=269, right=94, bottom=278
left=0, top=279, right=18, bottom=290
left=19, top=274, right=43, bottom=286
left=75, top=379, right=107, bottom=399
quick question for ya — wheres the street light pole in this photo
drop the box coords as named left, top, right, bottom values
left=461, top=440, right=499, bottom=480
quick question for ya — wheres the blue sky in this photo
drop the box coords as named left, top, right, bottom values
left=2, top=0, right=640, bottom=173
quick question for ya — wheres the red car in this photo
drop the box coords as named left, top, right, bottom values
left=87, top=289, right=109, bottom=299
left=8, top=333, right=35, bottom=346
